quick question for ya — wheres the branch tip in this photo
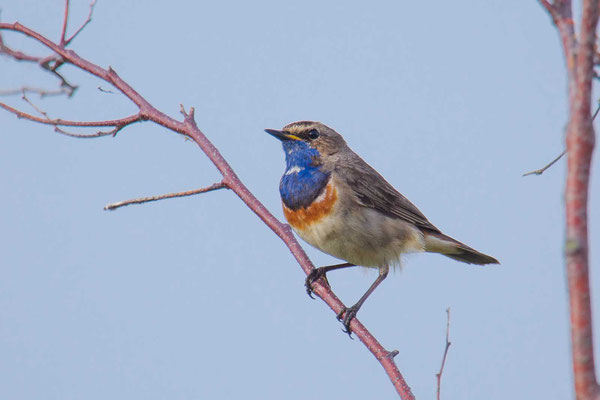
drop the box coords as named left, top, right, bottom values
left=436, top=308, right=452, bottom=400
left=64, top=0, right=97, bottom=46
left=522, top=150, right=567, bottom=176
left=104, top=181, right=227, bottom=211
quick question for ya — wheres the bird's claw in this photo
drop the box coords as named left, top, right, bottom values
left=336, top=305, right=359, bottom=338
left=305, top=268, right=326, bottom=299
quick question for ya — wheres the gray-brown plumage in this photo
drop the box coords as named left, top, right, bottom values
left=266, top=121, right=498, bottom=334
left=332, top=146, right=499, bottom=265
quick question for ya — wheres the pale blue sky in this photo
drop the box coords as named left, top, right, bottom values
left=1, top=1, right=598, bottom=399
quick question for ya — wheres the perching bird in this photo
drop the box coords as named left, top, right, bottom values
left=265, top=121, right=499, bottom=334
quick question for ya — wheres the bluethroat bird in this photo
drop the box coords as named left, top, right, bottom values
left=266, top=121, right=499, bottom=334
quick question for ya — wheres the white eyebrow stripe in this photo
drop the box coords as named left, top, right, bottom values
left=285, top=166, right=303, bottom=175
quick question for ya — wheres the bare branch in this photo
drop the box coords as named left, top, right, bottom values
left=59, top=0, right=70, bottom=46
left=436, top=308, right=452, bottom=400
left=0, top=86, right=70, bottom=97
left=21, top=92, right=50, bottom=119
left=39, top=58, right=77, bottom=97
left=539, top=1, right=600, bottom=399
left=522, top=150, right=566, bottom=176
left=0, top=27, right=78, bottom=97
left=53, top=125, right=126, bottom=138
left=539, top=0, right=558, bottom=19
left=0, top=102, right=141, bottom=128
left=0, top=34, right=77, bottom=97
left=564, top=0, right=600, bottom=397
left=523, top=96, right=600, bottom=177
left=0, top=34, right=42, bottom=62
left=104, top=182, right=228, bottom=211
left=0, top=17, right=416, bottom=400
left=64, top=0, right=97, bottom=46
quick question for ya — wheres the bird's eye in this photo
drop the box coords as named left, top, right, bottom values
left=307, top=129, right=320, bottom=140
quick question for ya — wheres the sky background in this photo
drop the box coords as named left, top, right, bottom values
left=1, top=1, right=598, bottom=399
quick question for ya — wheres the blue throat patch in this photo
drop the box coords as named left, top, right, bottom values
left=279, top=140, right=330, bottom=210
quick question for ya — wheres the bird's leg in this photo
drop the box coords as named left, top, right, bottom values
left=337, top=264, right=389, bottom=336
left=305, top=262, right=356, bottom=299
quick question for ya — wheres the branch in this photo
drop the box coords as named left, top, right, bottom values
left=539, top=1, right=600, bottom=399
left=565, top=0, right=600, bottom=398
left=0, top=17, right=415, bottom=400
left=522, top=99, right=600, bottom=177
left=0, top=101, right=141, bottom=128
left=436, top=308, right=452, bottom=400
left=59, top=0, right=70, bottom=47
left=104, top=182, right=228, bottom=211
left=539, top=0, right=577, bottom=97
left=522, top=150, right=566, bottom=176
left=0, top=34, right=41, bottom=62
left=61, top=0, right=97, bottom=47
left=0, top=27, right=78, bottom=97
left=1, top=95, right=142, bottom=138
left=0, top=86, right=70, bottom=97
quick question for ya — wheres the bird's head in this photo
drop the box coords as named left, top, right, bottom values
left=265, top=121, right=347, bottom=168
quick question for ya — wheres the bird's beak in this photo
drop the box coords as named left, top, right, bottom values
left=265, top=129, right=300, bottom=141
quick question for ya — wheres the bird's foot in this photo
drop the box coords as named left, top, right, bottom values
left=336, top=305, right=359, bottom=338
left=305, top=268, right=328, bottom=299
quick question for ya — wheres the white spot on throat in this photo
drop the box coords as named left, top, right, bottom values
left=313, top=182, right=330, bottom=202
left=285, top=166, right=303, bottom=175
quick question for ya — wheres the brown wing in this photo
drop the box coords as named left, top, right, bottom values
left=334, top=155, right=441, bottom=233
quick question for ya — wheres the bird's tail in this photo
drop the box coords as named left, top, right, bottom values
left=423, top=231, right=499, bottom=265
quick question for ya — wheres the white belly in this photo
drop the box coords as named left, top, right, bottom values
left=294, top=205, right=425, bottom=268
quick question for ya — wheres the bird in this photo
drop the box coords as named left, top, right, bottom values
left=265, top=121, right=499, bottom=334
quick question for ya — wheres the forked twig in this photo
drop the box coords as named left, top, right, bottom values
left=64, top=0, right=97, bottom=46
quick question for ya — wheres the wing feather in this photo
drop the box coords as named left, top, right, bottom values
left=334, top=158, right=440, bottom=233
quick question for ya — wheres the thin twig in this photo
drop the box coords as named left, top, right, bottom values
left=97, top=86, right=115, bottom=94
left=1, top=98, right=140, bottom=138
left=59, top=0, right=70, bottom=46
left=64, top=0, right=97, bottom=46
left=39, top=58, right=77, bottom=97
left=0, top=34, right=42, bottom=62
left=21, top=93, right=50, bottom=119
left=19, top=94, right=120, bottom=138
left=104, top=182, right=228, bottom=210
left=0, top=32, right=76, bottom=97
left=523, top=98, right=600, bottom=177
left=54, top=125, right=125, bottom=138
left=0, top=102, right=141, bottom=127
left=436, top=308, right=452, bottom=400
left=522, top=150, right=567, bottom=176
left=0, top=86, right=70, bottom=97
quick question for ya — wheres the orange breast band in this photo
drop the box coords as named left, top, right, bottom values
left=282, top=182, right=338, bottom=230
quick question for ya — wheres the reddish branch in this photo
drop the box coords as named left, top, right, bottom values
left=539, top=1, right=599, bottom=399
left=0, top=3, right=414, bottom=399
